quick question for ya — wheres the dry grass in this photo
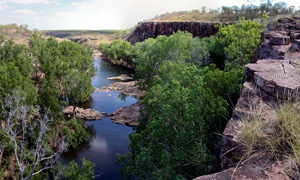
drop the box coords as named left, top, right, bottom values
left=239, top=100, right=300, bottom=166
left=145, top=11, right=221, bottom=23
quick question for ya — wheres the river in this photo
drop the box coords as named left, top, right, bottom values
left=61, top=59, right=138, bottom=179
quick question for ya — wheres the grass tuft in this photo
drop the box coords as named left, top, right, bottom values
left=239, top=100, right=300, bottom=167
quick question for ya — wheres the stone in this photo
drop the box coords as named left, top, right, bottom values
left=95, top=81, right=145, bottom=97
left=269, top=34, right=290, bottom=45
left=63, top=106, right=109, bottom=121
left=245, top=60, right=300, bottom=98
left=107, top=74, right=133, bottom=81
left=110, top=102, right=140, bottom=126
left=291, top=39, right=300, bottom=52
left=259, top=18, right=300, bottom=60
left=195, top=152, right=299, bottom=180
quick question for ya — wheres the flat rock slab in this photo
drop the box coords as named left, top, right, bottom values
left=107, top=74, right=133, bottom=81
left=195, top=152, right=299, bottom=180
left=63, top=106, right=109, bottom=121
left=95, top=81, right=145, bottom=97
left=246, top=60, right=300, bottom=98
left=110, top=102, right=140, bottom=126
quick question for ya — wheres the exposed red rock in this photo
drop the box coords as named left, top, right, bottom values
left=127, top=22, right=218, bottom=44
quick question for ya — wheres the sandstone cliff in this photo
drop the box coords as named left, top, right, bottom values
left=127, top=22, right=218, bottom=44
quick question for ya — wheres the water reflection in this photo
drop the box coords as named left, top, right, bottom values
left=62, top=60, right=138, bottom=180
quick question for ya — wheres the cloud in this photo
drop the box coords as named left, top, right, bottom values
left=70, top=1, right=87, bottom=6
left=0, top=0, right=8, bottom=9
left=8, top=0, right=57, bottom=4
left=13, top=9, right=43, bottom=14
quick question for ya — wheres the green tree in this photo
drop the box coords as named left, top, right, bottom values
left=118, top=61, right=245, bottom=179
left=217, top=17, right=265, bottom=68
left=134, top=31, right=210, bottom=89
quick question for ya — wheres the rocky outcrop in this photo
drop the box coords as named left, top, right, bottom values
left=110, top=102, right=140, bottom=126
left=107, top=74, right=133, bottom=81
left=221, top=59, right=300, bottom=170
left=95, top=81, right=145, bottom=97
left=63, top=106, right=110, bottom=121
left=259, top=17, right=300, bottom=60
left=194, top=61, right=300, bottom=180
left=195, top=18, right=300, bottom=180
left=127, top=22, right=218, bottom=44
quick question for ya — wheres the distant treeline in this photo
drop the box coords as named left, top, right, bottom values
left=147, top=0, right=300, bottom=22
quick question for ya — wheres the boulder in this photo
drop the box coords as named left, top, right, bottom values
left=63, top=106, right=109, bottom=121
left=110, top=102, right=140, bottom=126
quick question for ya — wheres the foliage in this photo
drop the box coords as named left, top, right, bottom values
left=0, top=40, right=36, bottom=107
left=216, top=17, right=265, bottom=68
left=52, top=158, right=96, bottom=180
left=118, top=62, right=245, bottom=179
left=99, top=39, right=135, bottom=63
left=134, top=31, right=210, bottom=89
left=29, top=33, right=96, bottom=113
left=239, top=100, right=300, bottom=166
left=0, top=92, right=68, bottom=180
left=0, top=33, right=96, bottom=179
left=148, top=1, right=299, bottom=23
left=62, top=118, right=91, bottom=148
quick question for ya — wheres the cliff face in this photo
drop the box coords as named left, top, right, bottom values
left=127, top=22, right=218, bottom=44
left=259, top=17, right=300, bottom=60
left=195, top=18, right=300, bottom=180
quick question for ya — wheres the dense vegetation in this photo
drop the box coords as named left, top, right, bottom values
left=102, top=18, right=266, bottom=179
left=146, top=0, right=299, bottom=23
left=0, top=33, right=96, bottom=179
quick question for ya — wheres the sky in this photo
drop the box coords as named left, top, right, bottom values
left=0, top=0, right=299, bottom=30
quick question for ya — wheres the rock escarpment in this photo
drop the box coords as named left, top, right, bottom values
left=195, top=18, right=300, bottom=180
left=127, top=22, right=218, bottom=44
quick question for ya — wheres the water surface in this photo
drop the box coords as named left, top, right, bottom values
left=62, top=59, right=137, bottom=179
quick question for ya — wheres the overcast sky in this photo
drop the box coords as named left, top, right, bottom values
left=0, top=0, right=299, bottom=30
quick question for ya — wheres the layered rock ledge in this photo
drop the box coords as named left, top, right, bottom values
left=63, top=106, right=110, bottom=121
left=259, top=17, right=300, bottom=60
left=95, top=81, right=145, bottom=97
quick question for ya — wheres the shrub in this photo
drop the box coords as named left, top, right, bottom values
left=99, top=40, right=135, bottom=63
left=217, top=17, right=265, bottom=68
left=117, top=61, right=245, bottom=179
left=134, top=31, right=210, bottom=89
